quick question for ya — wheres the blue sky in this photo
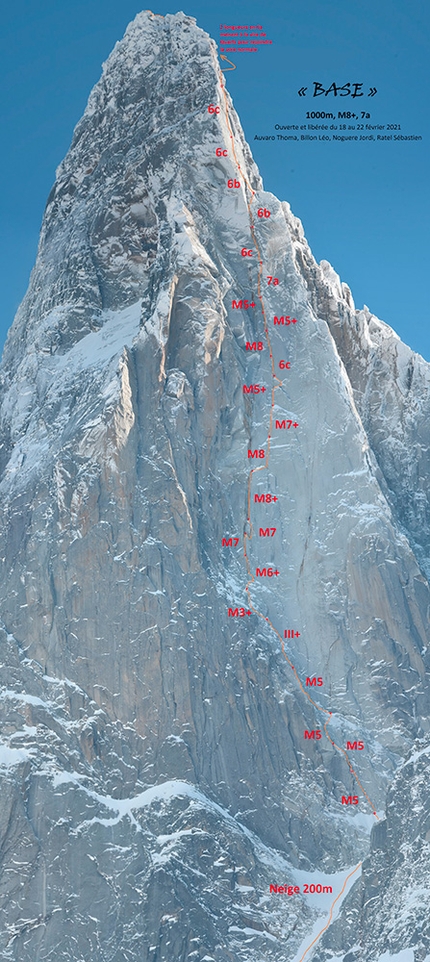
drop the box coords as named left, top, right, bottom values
left=1, top=0, right=428, bottom=357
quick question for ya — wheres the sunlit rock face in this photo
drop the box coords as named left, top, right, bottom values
left=0, top=11, right=429, bottom=961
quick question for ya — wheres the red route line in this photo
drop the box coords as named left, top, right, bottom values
left=219, top=74, right=379, bottom=822
left=220, top=54, right=237, bottom=71
left=296, top=861, right=362, bottom=962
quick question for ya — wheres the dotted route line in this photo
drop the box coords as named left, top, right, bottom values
left=217, top=65, right=375, bottom=962
left=219, top=72, right=378, bottom=819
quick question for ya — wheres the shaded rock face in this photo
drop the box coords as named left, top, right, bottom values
left=0, top=10, right=429, bottom=960
left=317, top=740, right=430, bottom=962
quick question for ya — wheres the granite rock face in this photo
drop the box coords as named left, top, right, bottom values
left=0, top=10, right=429, bottom=960
left=317, top=738, right=430, bottom=961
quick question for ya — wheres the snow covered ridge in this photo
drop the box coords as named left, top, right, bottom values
left=0, top=301, right=142, bottom=494
left=0, top=8, right=430, bottom=961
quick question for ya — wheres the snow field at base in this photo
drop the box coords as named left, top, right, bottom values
left=324, top=947, right=430, bottom=962
left=291, top=864, right=361, bottom=914
left=0, top=8, right=429, bottom=960
left=328, top=951, right=421, bottom=961
left=35, top=763, right=371, bottom=955
left=378, top=953, right=415, bottom=962
left=326, top=946, right=416, bottom=962
left=288, top=865, right=361, bottom=962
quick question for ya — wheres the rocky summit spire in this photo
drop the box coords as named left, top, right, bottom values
left=0, top=11, right=429, bottom=961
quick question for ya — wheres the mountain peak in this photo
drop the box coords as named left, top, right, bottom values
left=0, top=11, right=429, bottom=961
